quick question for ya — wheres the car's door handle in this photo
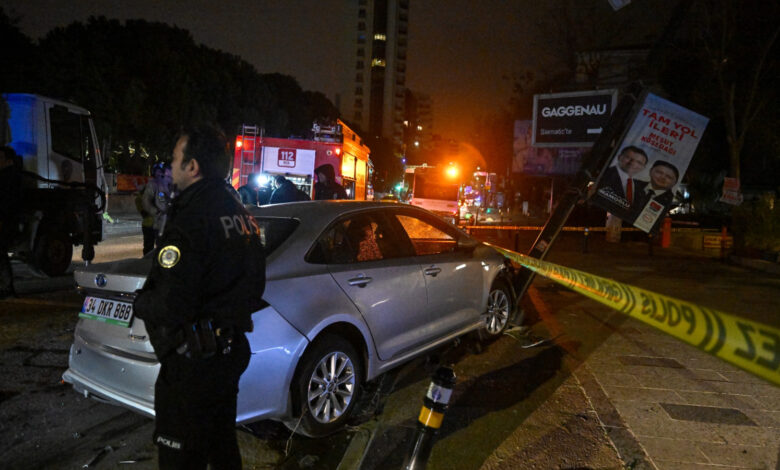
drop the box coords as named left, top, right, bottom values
left=424, top=267, right=442, bottom=277
left=348, top=276, right=373, bottom=287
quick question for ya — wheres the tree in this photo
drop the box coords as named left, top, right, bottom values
left=0, top=7, right=36, bottom=93
left=681, top=0, right=779, bottom=181
left=22, top=17, right=339, bottom=173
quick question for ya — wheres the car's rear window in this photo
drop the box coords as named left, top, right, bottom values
left=254, top=218, right=299, bottom=255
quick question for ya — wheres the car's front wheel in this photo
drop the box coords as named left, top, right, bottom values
left=286, top=334, right=363, bottom=437
left=479, top=280, right=513, bottom=340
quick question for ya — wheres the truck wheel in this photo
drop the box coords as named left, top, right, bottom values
left=33, top=230, right=73, bottom=276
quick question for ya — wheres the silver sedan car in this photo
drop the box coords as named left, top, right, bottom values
left=63, top=201, right=517, bottom=437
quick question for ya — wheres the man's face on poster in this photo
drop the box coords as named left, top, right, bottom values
left=649, top=164, right=677, bottom=190
left=617, top=149, right=647, bottom=176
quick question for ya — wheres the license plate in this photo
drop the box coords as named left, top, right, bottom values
left=79, top=296, right=134, bottom=327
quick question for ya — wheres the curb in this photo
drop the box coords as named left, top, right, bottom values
left=728, top=255, right=780, bottom=275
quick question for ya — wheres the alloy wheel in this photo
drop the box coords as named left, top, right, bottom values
left=306, top=350, right=356, bottom=424
left=485, top=288, right=510, bottom=335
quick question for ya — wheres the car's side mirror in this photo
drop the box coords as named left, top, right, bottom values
left=456, top=237, right=479, bottom=253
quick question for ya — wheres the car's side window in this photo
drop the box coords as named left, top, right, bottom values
left=309, top=212, right=405, bottom=264
left=394, top=214, right=456, bottom=256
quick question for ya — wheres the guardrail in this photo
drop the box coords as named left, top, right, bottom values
left=490, top=244, right=780, bottom=386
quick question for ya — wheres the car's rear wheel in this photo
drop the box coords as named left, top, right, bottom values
left=479, top=280, right=512, bottom=340
left=286, top=334, right=363, bottom=437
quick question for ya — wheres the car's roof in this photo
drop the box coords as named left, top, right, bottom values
left=248, top=200, right=424, bottom=226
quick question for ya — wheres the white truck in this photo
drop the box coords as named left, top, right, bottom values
left=404, top=165, right=461, bottom=225
left=2, top=93, right=108, bottom=276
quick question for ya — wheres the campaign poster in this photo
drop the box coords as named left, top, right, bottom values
left=513, top=120, right=587, bottom=175
left=591, top=93, right=709, bottom=233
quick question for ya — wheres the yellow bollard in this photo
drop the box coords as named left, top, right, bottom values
left=402, top=366, right=456, bottom=470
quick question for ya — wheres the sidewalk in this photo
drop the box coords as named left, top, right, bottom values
left=342, top=234, right=780, bottom=470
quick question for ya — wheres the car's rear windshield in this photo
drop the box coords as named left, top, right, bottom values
left=254, top=218, right=299, bottom=255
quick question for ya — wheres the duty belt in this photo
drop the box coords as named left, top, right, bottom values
left=174, top=319, right=238, bottom=359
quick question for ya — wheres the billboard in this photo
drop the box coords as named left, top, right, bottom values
left=532, top=89, right=617, bottom=147
left=513, top=120, right=587, bottom=175
left=591, top=93, right=709, bottom=233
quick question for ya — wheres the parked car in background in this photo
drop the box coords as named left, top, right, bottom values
left=63, top=201, right=517, bottom=437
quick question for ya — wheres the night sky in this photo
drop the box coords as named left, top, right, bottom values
left=2, top=0, right=671, bottom=139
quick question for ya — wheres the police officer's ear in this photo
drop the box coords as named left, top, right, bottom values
left=184, top=158, right=201, bottom=178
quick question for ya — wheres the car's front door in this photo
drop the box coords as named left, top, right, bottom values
left=316, top=211, right=429, bottom=361
left=389, top=211, right=484, bottom=335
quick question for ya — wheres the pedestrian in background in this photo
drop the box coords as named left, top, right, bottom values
left=0, top=146, right=21, bottom=299
left=133, top=125, right=266, bottom=469
left=313, top=163, right=347, bottom=200
left=269, top=175, right=309, bottom=203
left=237, top=173, right=260, bottom=205
left=139, top=162, right=172, bottom=255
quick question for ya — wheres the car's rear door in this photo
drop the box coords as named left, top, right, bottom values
left=313, top=210, right=429, bottom=361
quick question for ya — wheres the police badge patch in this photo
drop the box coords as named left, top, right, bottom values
left=158, top=245, right=181, bottom=268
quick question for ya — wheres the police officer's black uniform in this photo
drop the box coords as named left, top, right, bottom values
left=134, top=177, right=265, bottom=469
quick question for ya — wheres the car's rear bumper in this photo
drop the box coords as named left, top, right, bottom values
left=63, top=335, right=158, bottom=418
left=63, top=306, right=310, bottom=425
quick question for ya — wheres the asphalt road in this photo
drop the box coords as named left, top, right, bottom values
left=1, top=217, right=778, bottom=469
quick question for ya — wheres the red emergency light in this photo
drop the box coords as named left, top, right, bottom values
left=235, top=136, right=255, bottom=151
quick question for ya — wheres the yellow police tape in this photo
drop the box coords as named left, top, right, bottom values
left=491, top=245, right=780, bottom=387
left=418, top=406, right=444, bottom=429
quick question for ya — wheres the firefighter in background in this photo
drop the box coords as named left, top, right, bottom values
left=314, top=163, right=347, bottom=200
left=133, top=126, right=265, bottom=469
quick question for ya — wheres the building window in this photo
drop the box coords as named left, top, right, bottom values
left=357, top=48, right=364, bottom=57
left=357, top=33, right=366, bottom=44
left=358, top=8, right=366, bottom=18
left=355, top=73, right=363, bottom=82
left=354, top=111, right=362, bottom=120
left=374, top=33, right=387, bottom=41
left=355, top=99, right=363, bottom=107
left=358, top=22, right=365, bottom=31
left=355, top=87, right=363, bottom=95
left=357, top=61, right=364, bottom=69
left=371, top=58, right=386, bottom=67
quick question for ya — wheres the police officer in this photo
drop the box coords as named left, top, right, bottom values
left=133, top=126, right=265, bottom=469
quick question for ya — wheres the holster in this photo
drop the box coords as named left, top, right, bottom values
left=176, top=319, right=236, bottom=359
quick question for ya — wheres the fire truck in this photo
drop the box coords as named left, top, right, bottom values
left=231, top=120, right=371, bottom=201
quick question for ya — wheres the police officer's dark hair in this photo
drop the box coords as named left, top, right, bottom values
left=618, top=145, right=648, bottom=164
left=274, top=174, right=286, bottom=185
left=651, top=159, right=679, bottom=181
left=177, top=125, right=230, bottom=180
